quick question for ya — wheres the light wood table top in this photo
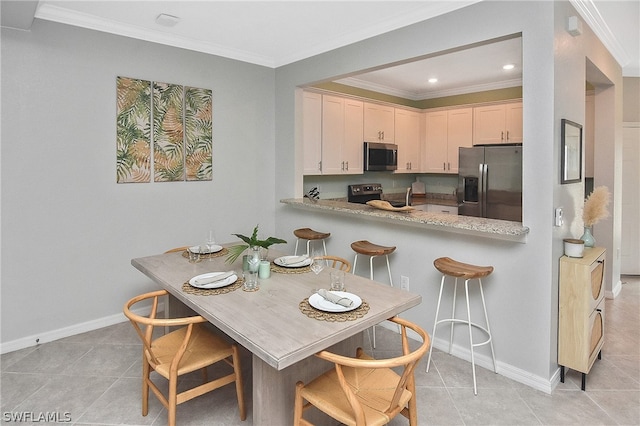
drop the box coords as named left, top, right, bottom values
left=131, top=245, right=422, bottom=370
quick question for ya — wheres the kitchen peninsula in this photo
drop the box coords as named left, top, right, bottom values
left=281, top=198, right=529, bottom=242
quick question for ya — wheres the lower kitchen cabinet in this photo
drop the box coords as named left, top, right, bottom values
left=558, top=246, right=606, bottom=390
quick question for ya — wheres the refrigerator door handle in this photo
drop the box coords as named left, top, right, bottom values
left=480, top=163, right=488, bottom=218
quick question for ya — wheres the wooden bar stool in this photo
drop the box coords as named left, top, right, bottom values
left=350, top=240, right=396, bottom=348
left=293, top=228, right=330, bottom=256
left=425, top=257, right=497, bottom=395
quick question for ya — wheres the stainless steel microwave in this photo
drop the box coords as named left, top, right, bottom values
left=364, top=142, right=398, bottom=171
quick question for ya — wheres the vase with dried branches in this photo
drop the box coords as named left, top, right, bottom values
left=581, top=186, right=610, bottom=247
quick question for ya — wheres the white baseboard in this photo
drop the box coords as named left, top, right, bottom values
left=0, top=303, right=162, bottom=354
left=377, top=322, right=555, bottom=394
left=606, top=279, right=622, bottom=299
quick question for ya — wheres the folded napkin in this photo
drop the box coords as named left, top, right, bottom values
left=193, top=271, right=235, bottom=285
left=317, top=289, right=353, bottom=307
left=281, top=256, right=308, bottom=265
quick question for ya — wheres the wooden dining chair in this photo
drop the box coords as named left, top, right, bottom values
left=294, top=316, right=430, bottom=426
left=123, top=290, right=246, bottom=426
left=311, top=255, right=352, bottom=272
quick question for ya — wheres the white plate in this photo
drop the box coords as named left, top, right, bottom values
left=189, top=245, right=223, bottom=254
left=189, top=272, right=237, bottom=289
left=308, top=291, right=362, bottom=313
left=274, top=256, right=312, bottom=268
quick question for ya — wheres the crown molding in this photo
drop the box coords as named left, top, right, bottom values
left=35, top=3, right=276, bottom=67
left=570, top=0, right=630, bottom=69
left=338, top=77, right=523, bottom=101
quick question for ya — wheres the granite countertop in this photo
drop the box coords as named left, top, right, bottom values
left=281, top=198, right=529, bottom=243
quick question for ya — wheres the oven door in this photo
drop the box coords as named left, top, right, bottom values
left=364, top=142, right=397, bottom=171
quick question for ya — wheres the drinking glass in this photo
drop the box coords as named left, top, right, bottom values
left=310, top=253, right=325, bottom=275
left=330, top=270, right=345, bottom=292
left=205, top=230, right=217, bottom=261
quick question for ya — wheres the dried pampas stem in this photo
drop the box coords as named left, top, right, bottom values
left=583, top=186, right=610, bottom=227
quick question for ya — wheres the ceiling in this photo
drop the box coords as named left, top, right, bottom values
left=2, top=1, right=638, bottom=99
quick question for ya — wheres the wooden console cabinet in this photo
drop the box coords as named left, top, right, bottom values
left=558, top=246, right=606, bottom=390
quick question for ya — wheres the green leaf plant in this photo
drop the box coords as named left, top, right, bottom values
left=225, top=225, right=287, bottom=264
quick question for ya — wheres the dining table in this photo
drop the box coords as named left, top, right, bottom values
left=131, top=244, right=422, bottom=425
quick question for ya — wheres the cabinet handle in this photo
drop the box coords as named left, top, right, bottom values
left=447, top=162, right=450, bottom=171
left=597, top=309, right=602, bottom=312
left=345, top=161, right=349, bottom=171
left=597, top=260, right=604, bottom=264
left=341, top=161, right=344, bottom=171
left=506, top=130, right=510, bottom=141
left=318, top=161, right=322, bottom=171
left=381, top=131, right=384, bottom=140
left=501, top=131, right=504, bottom=141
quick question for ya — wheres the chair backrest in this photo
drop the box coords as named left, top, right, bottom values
left=314, top=316, right=429, bottom=420
left=312, top=255, right=352, bottom=272
left=123, top=289, right=207, bottom=365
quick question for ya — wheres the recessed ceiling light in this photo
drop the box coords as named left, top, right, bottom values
left=428, top=78, right=438, bottom=84
left=156, top=13, right=181, bottom=27
left=503, top=64, right=515, bottom=70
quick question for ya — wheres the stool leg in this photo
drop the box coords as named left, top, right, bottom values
left=369, top=255, right=376, bottom=349
left=465, top=278, right=478, bottom=395
left=322, top=240, right=327, bottom=256
left=478, top=278, right=497, bottom=373
left=449, top=278, right=458, bottom=354
left=352, top=254, right=358, bottom=274
left=294, top=239, right=300, bottom=256
left=385, top=255, right=393, bottom=287
left=306, top=240, right=311, bottom=256
left=426, top=274, right=446, bottom=372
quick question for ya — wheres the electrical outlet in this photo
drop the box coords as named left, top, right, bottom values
left=401, top=276, right=409, bottom=291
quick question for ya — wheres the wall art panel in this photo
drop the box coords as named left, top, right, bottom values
left=116, top=77, right=151, bottom=183
left=153, top=82, right=185, bottom=182
left=185, top=87, right=213, bottom=181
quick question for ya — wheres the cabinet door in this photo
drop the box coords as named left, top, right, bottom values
left=473, top=104, right=507, bottom=145
left=426, top=204, right=458, bottom=214
left=342, top=99, right=364, bottom=174
left=364, top=102, right=395, bottom=142
left=302, top=91, right=322, bottom=175
left=424, top=111, right=448, bottom=173
left=395, top=108, right=421, bottom=173
left=505, top=102, right=523, bottom=143
left=321, top=95, right=345, bottom=175
left=447, top=108, right=473, bottom=173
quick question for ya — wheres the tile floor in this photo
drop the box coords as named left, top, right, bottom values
left=2, top=276, right=638, bottom=425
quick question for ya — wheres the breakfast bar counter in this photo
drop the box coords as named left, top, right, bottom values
left=281, top=198, right=529, bottom=243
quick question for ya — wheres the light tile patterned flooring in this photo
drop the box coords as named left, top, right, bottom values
left=2, top=277, right=638, bottom=425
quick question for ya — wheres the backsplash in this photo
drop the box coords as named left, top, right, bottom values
left=304, top=173, right=457, bottom=199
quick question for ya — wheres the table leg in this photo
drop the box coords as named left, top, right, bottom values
left=251, top=332, right=364, bottom=425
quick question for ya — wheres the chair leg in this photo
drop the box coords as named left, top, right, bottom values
left=449, top=277, right=458, bottom=354
left=142, top=357, right=150, bottom=416
left=231, top=345, right=247, bottom=420
left=294, top=382, right=305, bottom=426
left=168, top=374, right=178, bottom=426
left=426, top=274, right=446, bottom=372
left=465, top=278, right=478, bottom=395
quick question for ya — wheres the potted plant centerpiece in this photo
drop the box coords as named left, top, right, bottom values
left=225, top=224, right=287, bottom=264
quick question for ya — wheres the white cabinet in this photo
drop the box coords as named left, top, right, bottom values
left=395, top=108, right=421, bottom=173
left=321, top=95, right=363, bottom=175
left=364, top=102, right=394, bottom=142
left=302, top=91, right=322, bottom=175
left=473, top=101, right=522, bottom=145
left=424, top=108, right=472, bottom=174
left=413, top=203, right=458, bottom=214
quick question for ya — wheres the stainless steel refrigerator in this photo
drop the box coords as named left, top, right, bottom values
left=458, top=145, right=523, bottom=221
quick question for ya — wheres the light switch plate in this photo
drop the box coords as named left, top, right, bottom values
left=555, top=208, right=564, bottom=227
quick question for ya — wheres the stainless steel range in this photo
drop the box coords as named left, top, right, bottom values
left=347, top=183, right=383, bottom=204
left=347, top=183, right=408, bottom=207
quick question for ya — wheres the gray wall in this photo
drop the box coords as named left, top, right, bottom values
left=623, top=77, right=640, bottom=122
left=1, top=19, right=276, bottom=346
left=273, top=0, right=622, bottom=391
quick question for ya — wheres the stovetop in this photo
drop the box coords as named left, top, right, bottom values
left=347, top=183, right=407, bottom=207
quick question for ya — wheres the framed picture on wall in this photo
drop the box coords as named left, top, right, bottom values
left=561, top=119, right=583, bottom=184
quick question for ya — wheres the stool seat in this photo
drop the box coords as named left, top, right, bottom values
left=434, top=257, right=493, bottom=279
left=294, top=228, right=330, bottom=241
left=350, top=240, right=396, bottom=257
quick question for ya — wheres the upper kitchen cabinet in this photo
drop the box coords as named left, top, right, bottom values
left=424, top=108, right=473, bottom=174
left=364, top=102, right=395, bottom=143
left=321, top=94, right=364, bottom=175
left=302, top=91, right=323, bottom=175
left=395, top=108, right=421, bottom=173
left=473, top=101, right=523, bottom=145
